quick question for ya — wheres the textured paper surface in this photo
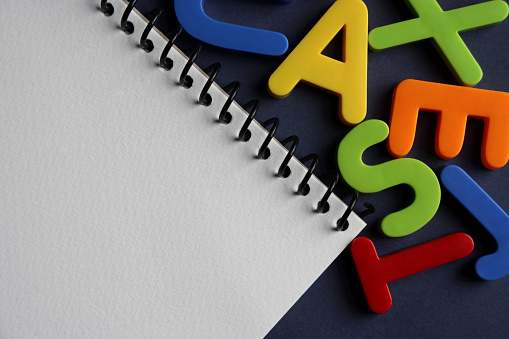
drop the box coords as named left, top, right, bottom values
left=0, top=1, right=365, bottom=337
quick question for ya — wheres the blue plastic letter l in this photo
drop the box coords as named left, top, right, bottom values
left=174, top=0, right=293, bottom=56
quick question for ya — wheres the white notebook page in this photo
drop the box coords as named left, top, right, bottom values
left=0, top=0, right=365, bottom=337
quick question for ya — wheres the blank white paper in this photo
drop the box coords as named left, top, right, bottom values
left=0, top=0, right=366, bottom=337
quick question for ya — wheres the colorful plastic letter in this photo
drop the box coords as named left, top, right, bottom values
left=174, top=0, right=294, bottom=56
left=351, top=234, right=474, bottom=313
left=368, top=0, right=508, bottom=86
left=337, top=119, right=440, bottom=237
left=388, top=79, right=509, bottom=170
left=441, top=165, right=509, bottom=281
left=268, top=0, right=368, bottom=125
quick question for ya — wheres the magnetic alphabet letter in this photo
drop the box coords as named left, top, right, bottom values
left=351, top=234, right=474, bottom=313
left=441, top=165, right=509, bottom=280
left=174, top=0, right=294, bottom=56
left=388, top=79, right=509, bottom=170
left=337, top=119, right=441, bottom=237
left=369, top=0, right=508, bottom=86
left=268, top=0, right=368, bottom=125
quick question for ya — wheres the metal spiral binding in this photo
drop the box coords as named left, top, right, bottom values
left=120, top=0, right=137, bottom=34
left=160, top=26, right=183, bottom=71
left=105, top=0, right=375, bottom=229
left=337, top=190, right=359, bottom=231
left=140, top=9, right=161, bottom=52
left=179, top=45, right=201, bottom=88
left=218, top=82, right=240, bottom=125
left=297, top=154, right=318, bottom=196
left=278, top=136, right=299, bottom=178
left=199, top=63, right=221, bottom=106
left=258, top=118, right=279, bottom=160
left=100, top=0, right=114, bottom=16
left=337, top=194, right=376, bottom=231
left=316, top=173, right=339, bottom=214
left=238, top=100, right=259, bottom=142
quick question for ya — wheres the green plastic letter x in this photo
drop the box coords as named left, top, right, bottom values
left=369, top=0, right=509, bottom=86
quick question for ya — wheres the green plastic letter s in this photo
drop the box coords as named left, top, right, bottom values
left=337, top=119, right=440, bottom=237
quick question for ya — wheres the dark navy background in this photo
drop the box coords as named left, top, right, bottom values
left=134, top=0, right=509, bottom=337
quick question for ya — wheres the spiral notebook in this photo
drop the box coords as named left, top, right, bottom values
left=0, top=0, right=365, bottom=337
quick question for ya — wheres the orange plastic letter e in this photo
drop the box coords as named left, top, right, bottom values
left=388, top=79, right=509, bottom=170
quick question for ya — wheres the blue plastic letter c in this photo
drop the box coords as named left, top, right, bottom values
left=174, top=0, right=293, bottom=56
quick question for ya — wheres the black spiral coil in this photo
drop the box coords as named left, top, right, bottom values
left=140, top=9, right=161, bottom=52
left=120, top=0, right=137, bottom=34
left=100, top=0, right=375, bottom=231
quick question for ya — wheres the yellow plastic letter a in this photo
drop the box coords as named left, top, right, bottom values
left=268, top=0, right=368, bottom=125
